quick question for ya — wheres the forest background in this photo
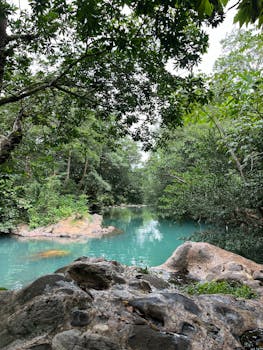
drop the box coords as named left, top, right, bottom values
left=0, top=0, right=262, bottom=262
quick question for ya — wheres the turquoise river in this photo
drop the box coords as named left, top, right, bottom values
left=0, top=207, right=204, bottom=289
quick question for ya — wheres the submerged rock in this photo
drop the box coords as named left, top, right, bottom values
left=0, top=245, right=263, bottom=350
left=30, top=250, right=70, bottom=260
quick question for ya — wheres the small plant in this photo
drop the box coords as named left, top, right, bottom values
left=183, top=280, right=257, bottom=299
left=138, top=266, right=149, bottom=274
left=0, top=287, right=8, bottom=291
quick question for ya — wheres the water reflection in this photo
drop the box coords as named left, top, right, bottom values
left=0, top=207, right=205, bottom=289
left=136, top=219, right=163, bottom=246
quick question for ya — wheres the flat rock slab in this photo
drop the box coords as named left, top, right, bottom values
left=13, top=214, right=120, bottom=241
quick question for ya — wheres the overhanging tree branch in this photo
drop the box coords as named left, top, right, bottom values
left=0, top=108, right=26, bottom=165
left=202, top=107, right=247, bottom=183
left=0, top=47, right=112, bottom=107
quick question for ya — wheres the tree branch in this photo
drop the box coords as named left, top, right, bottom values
left=202, top=107, right=247, bottom=183
left=0, top=47, right=112, bottom=107
left=7, top=33, right=38, bottom=43
left=0, top=82, right=51, bottom=106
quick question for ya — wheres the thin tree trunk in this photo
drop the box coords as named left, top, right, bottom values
left=0, top=16, right=8, bottom=93
left=202, top=108, right=246, bottom=183
left=65, top=150, right=72, bottom=182
left=212, top=116, right=246, bottom=182
left=0, top=109, right=25, bottom=164
left=25, top=156, right=32, bottom=178
left=79, top=157, right=88, bottom=190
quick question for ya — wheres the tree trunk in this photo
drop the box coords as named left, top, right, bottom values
left=79, top=157, right=89, bottom=190
left=25, top=156, right=32, bottom=178
left=212, top=116, right=246, bottom=182
left=202, top=108, right=246, bottom=183
left=0, top=16, right=8, bottom=93
left=0, top=109, right=24, bottom=165
left=65, top=150, right=72, bottom=182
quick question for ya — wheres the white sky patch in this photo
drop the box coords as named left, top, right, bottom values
left=196, top=0, right=238, bottom=74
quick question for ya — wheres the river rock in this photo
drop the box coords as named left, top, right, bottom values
left=0, top=248, right=263, bottom=350
left=13, top=214, right=121, bottom=240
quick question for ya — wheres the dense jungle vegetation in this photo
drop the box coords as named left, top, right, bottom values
left=0, top=0, right=262, bottom=262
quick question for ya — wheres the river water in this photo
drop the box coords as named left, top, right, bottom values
left=0, top=207, right=204, bottom=289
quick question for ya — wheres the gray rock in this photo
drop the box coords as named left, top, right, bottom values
left=71, top=309, right=91, bottom=327
left=253, top=270, right=263, bottom=282
left=66, top=262, right=114, bottom=290
left=128, top=279, right=152, bottom=293
left=16, top=274, right=70, bottom=303
left=128, top=325, right=191, bottom=350
left=162, top=292, right=201, bottom=315
left=0, top=254, right=262, bottom=350
left=136, top=273, right=170, bottom=289
left=52, top=330, right=120, bottom=350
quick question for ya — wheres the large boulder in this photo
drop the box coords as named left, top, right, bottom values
left=158, top=241, right=263, bottom=296
left=0, top=248, right=262, bottom=350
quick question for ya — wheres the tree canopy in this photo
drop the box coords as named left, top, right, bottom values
left=1, top=0, right=223, bottom=164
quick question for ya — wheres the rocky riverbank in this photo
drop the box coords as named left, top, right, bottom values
left=13, top=213, right=121, bottom=241
left=0, top=242, right=263, bottom=350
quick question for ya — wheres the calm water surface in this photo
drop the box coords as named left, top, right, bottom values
left=0, top=207, right=204, bottom=289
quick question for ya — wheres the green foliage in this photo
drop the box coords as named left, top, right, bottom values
left=144, top=29, right=263, bottom=263
left=184, top=280, right=257, bottom=299
left=0, top=175, right=28, bottom=233
left=195, top=0, right=263, bottom=28
left=26, top=176, right=88, bottom=228
left=138, top=266, right=149, bottom=274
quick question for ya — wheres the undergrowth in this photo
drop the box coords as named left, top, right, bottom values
left=183, top=280, right=257, bottom=299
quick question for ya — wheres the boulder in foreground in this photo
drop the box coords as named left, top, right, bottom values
left=158, top=241, right=263, bottom=297
left=0, top=243, right=263, bottom=349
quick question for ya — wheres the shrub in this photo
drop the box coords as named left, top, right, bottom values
left=183, top=280, right=257, bottom=299
left=27, top=176, right=88, bottom=228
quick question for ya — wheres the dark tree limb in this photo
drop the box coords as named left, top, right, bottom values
left=6, top=33, right=38, bottom=43
left=0, top=47, right=111, bottom=107
left=0, top=108, right=26, bottom=165
left=0, top=17, right=8, bottom=93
